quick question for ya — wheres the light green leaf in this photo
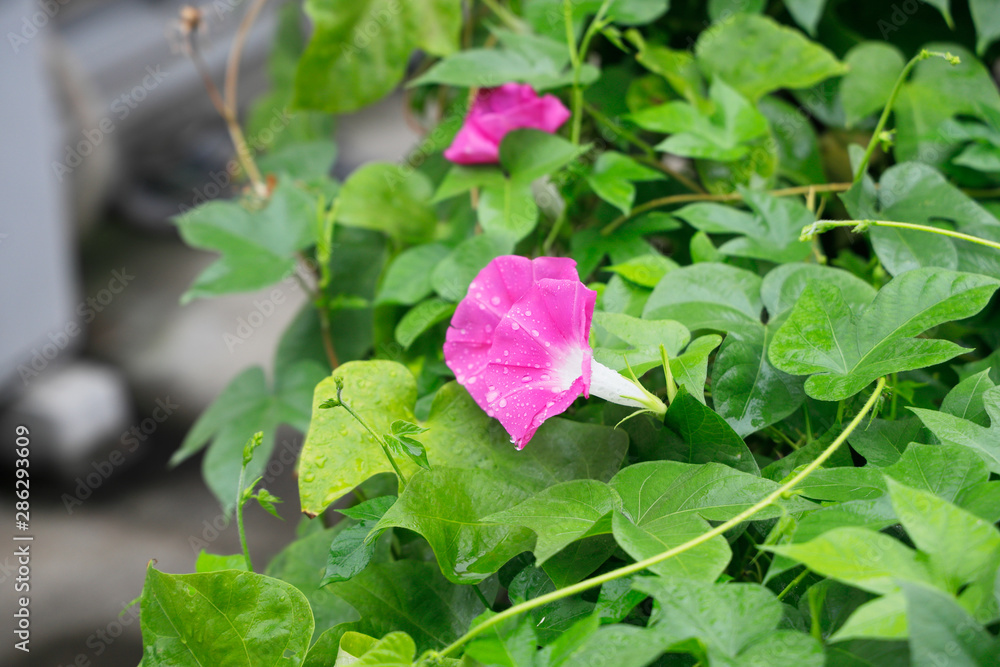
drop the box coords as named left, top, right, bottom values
left=294, top=0, right=462, bottom=112
left=336, top=163, right=437, bottom=245
left=767, top=527, right=936, bottom=595
left=887, top=479, right=1000, bottom=592
left=175, top=182, right=316, bottom=301
left=586, top=152, right=664, bottom=215
left=266, top=525, right=362, bottom=640
left=785, top=0, right=827, bottom=35
left=604, top=254, right=678, bottom=288
left=903, top=582, right=999, bottom=667
left=465, top=614, right=537, bottom=667
left=911, top=387, right=1000, bottom=473
left=484, top=479, right=620, bottom=565
left=499, top=129, right=590, bottom=184
left=972, top=0, right=1000, bottom=55
left=840, top=43, right=906, bottom=128
left=694, top=14, right=847, bottom=102
left=194, top=551, right=247, bottom=573
left=544, top=622, right=670, bottom=667
left=479, top=181, right=540, bottom=244
left=140, top=565, right=313, bottom=666
left=345, top=631, right=416, bottom=666
left=943, top=370, right=997, bottom=426
left=760, top=263, right=878, bottom=322
left=831, top=593, right=908, bottom=642
left=633, top=79, right=768, bottom=161
left=394, top=298, right=455, bottom=349
left=669, top=334, right=723, bottom=404
left=321, top=496, right=396, bottom=585
left=711, top=326, right=806, bottom=437
left=611, top=461, right=814, bottom=580
left=758, top=95, right=826, bottom=185
left=325, top=560, right=488, bottom=654
left=375, top=467, right=534, bottom=583
left=643, top=263, right=763, bottom=333
left=769, top=268, right=1000, bottom=401
left=376, top=244, right=451, bottom=305
left=636, top=577, right=824, bottom=665
left=298, top=363, right=628, bottom=516
left=591, top=311, right=689, bottom=376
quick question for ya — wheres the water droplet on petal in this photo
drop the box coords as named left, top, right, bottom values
left=521, top=375, right=531, bottom=382
left=532, top=329, right=539, bottom=336
left=525, top=310, right=531, bottom=316
left=503, top=350, right=509, bottom=356
left=499, top=398, right=508, bottom=407
left=541, top=374, right=550, bottom=380
left=544, top=341, right=551, bottom=347
left=491, top=296, right=501, bottom=306
left=511, top=323, right=520, bottom=331
left=468, top=376, right=477, bottom=384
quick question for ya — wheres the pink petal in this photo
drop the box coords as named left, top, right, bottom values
left=444, top=256, right=579, bottom=408
left=481, top=278, right=596, bottom=449
left=443, top=84, right=570, bottom=165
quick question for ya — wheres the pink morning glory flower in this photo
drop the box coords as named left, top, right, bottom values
left=444, top=255, right=667, bottom=449
left=443, top=83, right=571, bottom=165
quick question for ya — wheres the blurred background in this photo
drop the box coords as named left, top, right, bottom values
left=0, top=1, right=418, bottom=664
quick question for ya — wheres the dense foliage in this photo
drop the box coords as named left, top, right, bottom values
left=139, top=1, right=1000, bottom=665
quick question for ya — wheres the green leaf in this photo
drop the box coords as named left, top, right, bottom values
left=840, top=43, right=906, bottom=128
left=341, top=631, right=416, bottom=666
left=767, top=527, right=936, bottom=595
left=902, top=582, right=999, bottom=666
left=591, top=311, right=689, bottom=376
left=298, top=362, right=627, bottom=516
left=484, top=479, right=620, bottom=565
left=694, top=14, right=846, bottom=102
left=632, top=79, right=768, bottom=161
left=543, top=622, right=670, bottom=667
left=175, top=182, right=316, bottom=301
left=586, top=152, right=663, bottom=215
left=911, top=387, right=1000, bottom=473
left=325, top=560, right=488, bottom=654
left=635, top=577, right=823, bottom=665
left=172, top=359, right=326, bottom=510
left=336, top=163, right=437, bottom=245
left=465, top=614, right=537, bottom=667
left=760, top=263, right=878, bottom=323
left=395, top=298, right=455, bottom=349
left=830, top=593, right=908, bottom=642
left=478, top=180, right=540, bottom=244
left=664, top=390, right=759, bottom=474
left=669, top=334, right=723, bottom=404
left=887, top=478, right=1000, bottom=592
left=257, top=140, right=338, bottom=181
left=140, top=565, right=313, bottom=666
left=758, top=95, right=826, bottom=185
left=294, top=0, right=461, bottom=112
left=611, top=461, right=814, bottom=580
left=972, top=0, right=1000, bottom=55
left=376, top=244, right=451, bottom=305
left=784, top=0, right=827, bottom=35
left=375, top=468, right=534, bottom=583
left=254, top=488, right=283, bottom=519
left=769, top=268, right=1000, bottom=401
left=194, top=551, right=247, bottom=573
left=266, top=525, right=362, bottom=640
left=499, top=129, right=590, bottom=184
left=603, top=254, right=678, bottom=288
left=846, top=419, right=923, bottom=466
left=943, top=370, right=997, bottom=426
left=321, top=496, right=396, bottom=585
left=895, top=44, right=1000, bottom=167
left=410, top=30, right=600, bottom=91
left=711, top=326, right=806, bottom=437
left=432, top=234, right=515, bottom=302
left=643, top=263, right=763, bottom=333
left=871, top=163, right=1000, bottom=279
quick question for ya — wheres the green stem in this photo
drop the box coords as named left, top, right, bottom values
left=472, top=584, right=492, bottom=609
left=563, top=0, right=583, bottom=145
left=776, top=567, right=811, bottom=601
left=602, top=182, right=852, bottom=236
left=338, top=396, right=408, bottom=487
left=480, top=0, right=525, bottom=32
left=802, top=219, right=1000, bottom=252
left=542, top=208, right=567, bottom=255
left=236, top=464, right=254, bottom=572
left=853, top=49, right=959, bottom=183
left=434, top=377, right=887, bottom=661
